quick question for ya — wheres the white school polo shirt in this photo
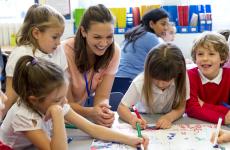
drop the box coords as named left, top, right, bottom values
left=6, top=45, right=68, bottom=77
left=121, top=73, right=190, bottom=113
left=0, top=102, right=70, bottom=150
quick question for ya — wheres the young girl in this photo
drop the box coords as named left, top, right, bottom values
left=163, top=22, right=176, bottom=42
left=117, top=8, right=169, bottom=79
left=117, top=43, right=189, bottom=129
left=0, top=91, right=12, bottom=150
left=186, top=31, right=230, bottom=124
left=62, top=4, right=120, bottom=127
left=3, top=4, right=67, bottom=117
left=0, top=55, right=148, bottom=150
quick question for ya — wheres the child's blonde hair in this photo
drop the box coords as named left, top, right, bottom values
left=16, top=4, right=65, bottom=53
left=191, top=31, right=229, bottom=66
left=143, top=43, right=186, bottom=113
left=12, top=55, right=67, bottom=116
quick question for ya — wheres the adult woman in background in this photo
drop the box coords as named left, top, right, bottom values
left=117, top=8, right=169, bottom=79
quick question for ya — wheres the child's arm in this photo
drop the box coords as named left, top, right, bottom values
left=24, top=105, right=67, bottom=150
left=186, top=70, right=228, bottom=124
left=2, top=77, right=18, bottom=117
left=156, top=100, right=185, bottom=129
left=117, top=103, right=147, bottom=129
left=65, top=108, right=149, bottom=148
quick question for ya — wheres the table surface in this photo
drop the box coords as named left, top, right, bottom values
left=67, top=113, right=229, bottom=150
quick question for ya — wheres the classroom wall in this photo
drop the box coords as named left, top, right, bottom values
left=1, top=0, right=230, bottom=60
left=66, top=0, right=230, bottom=59
left=114, top=34, right=200, bottom=59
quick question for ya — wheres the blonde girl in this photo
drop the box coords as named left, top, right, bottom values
left=3, top=4, right=67, bottom=117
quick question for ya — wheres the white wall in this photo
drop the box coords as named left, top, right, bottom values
left=114, top=34, right=200, bottom=59
left=66, top=0, right=230, bottom=59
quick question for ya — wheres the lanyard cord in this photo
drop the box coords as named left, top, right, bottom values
left=83, top=72, right=93, bottom=98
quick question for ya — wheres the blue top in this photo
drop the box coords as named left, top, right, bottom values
left=117, top=32, right=160, bottom=79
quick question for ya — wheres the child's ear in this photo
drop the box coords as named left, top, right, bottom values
left=80, top=26, right=86, bottom=38
left=28, top=96, right=38, bottom=106
left=31, top=27, right=40, bottom=40
left=221, top=59, right=225, bottom=66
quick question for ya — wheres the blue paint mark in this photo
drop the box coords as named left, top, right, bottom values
left=167, top=133, right=176, bottom=140
left=67, top=137, right=73, bottom=144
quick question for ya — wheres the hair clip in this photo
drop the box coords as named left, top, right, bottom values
left=31, top=58, right=37, bottom=65
left=26, top=58, right=37, bottom=66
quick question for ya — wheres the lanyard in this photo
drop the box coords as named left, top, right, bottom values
left=83, top=72, right=93, bottom=98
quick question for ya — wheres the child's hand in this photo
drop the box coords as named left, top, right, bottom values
left=129, top=115, right=147, bottom=129
left=91, top=103, right=115, bottom=127
left=198, top=98, right=204, bottom=107
left=210, top=129, right=230, bottom=144
left=225, top=111, right=230, bottom=124
left=156, top=115, right=172, bottom=129
left=44, top=105, right=63, bottom=121
left=130, top=134, right=149, bottom=150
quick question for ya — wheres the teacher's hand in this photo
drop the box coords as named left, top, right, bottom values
left=91, top=103, right=115, bottom=127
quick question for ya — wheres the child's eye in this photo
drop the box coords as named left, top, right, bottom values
left=197, top=53, right=203, bottom=56
left=52, top=36, right=58, bottom=39
left=94, top=37, right=101, bottom=39
left=107, top=36, right=113, bottom=39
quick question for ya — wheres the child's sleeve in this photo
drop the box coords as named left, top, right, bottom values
left=12, top=113, right=42, bottom=132
left=5, top=49, right=21, bottom=77
left=186, top=70, right=228, bottom=124
left=120, top=81, right=140, bottom=108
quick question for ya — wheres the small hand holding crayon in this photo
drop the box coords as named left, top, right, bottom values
left=128, top=134, right=149, bottom=150
left=135, top=122, right=149, bottom=150
left=212, top=118, right=222, bottom=148
left=211, top=129, right=230, bottom=144
left=130, top=106, right=147, bottom=129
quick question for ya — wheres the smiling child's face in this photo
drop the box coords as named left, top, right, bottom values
left=195, top=44, right=224, bottom=80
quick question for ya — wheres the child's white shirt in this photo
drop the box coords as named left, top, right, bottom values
left=121, top=73, right=190, bottom=113
left=6, top=45, right=68, bottom=77
left=0, top=102, right=70, bottom=150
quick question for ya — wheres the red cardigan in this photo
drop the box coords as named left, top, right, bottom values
left=0, top=141, right=12, bottom=150
left=186, top=67, right=230, bottom=124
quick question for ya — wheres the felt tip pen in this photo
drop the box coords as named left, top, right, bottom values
left=213, top=118, right=222, bottom=148
left=65, top=123, right=78, bottom=129
left=222, top=102, right=230, bottom=109
left=136, top=122, right=144, bottom=150
left=133, top=105, right=141, bottom=119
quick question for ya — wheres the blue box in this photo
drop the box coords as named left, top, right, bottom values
left=176, top=26, right=189, bottom=33
left=114, top=28, right=127, bottom=34
left=188, top=26, right=198, bottom=33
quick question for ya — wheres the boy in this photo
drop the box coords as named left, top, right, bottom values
left=186, top=31, right=230, bottom=124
